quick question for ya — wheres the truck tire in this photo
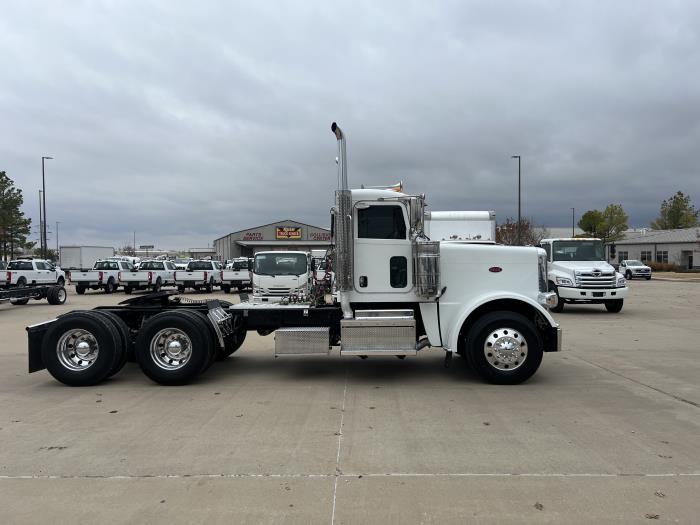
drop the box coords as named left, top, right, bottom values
left=646, top=276, right=651, bottom=280
left=57, top=276, right=65, bottom=287
left=465, top=311, right=543, bottom=385
left=205, top=279, right=214, bottom=293
left=47, top=286, right=67, bottom=305
left=124, top=286, right=132, bottom=294
left=17, top=277, right=27, bottom=287
left=219, top=328, right=246, bottom=359
left=221, top=284, right=231, bottom=294
left=76, top=285, right=86, bottom=295
left=91, top=310, right=132, bottom=377
left=625, top=270, right=632, bottom=280
left=177, top=285, right=185, bottom=293
left=176, top=310, right=217, bottom=372
left=42, top=312, right=121, bottom=386
left=548, top=283, right=564, bottom=313
left=605, top=299, right=623, bottom=313
left=104, top=278, right=115, bottom=294
left=135, top=311, right=213, bottom=385
left=153, top=278, right=162, bottom=292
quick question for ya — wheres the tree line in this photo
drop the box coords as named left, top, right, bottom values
left=497, top=190, right=698, bottom=245
left=0, top=171, right=33, bottom=261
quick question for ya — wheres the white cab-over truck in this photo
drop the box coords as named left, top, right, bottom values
left=174, top=260, right=223, bottom=293
left=540, top=238, right=628, bottom=313
left=25, top=122, right=561, bottom=388
left=119, top=260, right=177, bottom=294
left=220, top=258, right=251, bottom=293
left=252, top=251, right=311, bottom=302
left=71, top=260, right=134, bottom=294
left=4, top=259, right=66, bottom=288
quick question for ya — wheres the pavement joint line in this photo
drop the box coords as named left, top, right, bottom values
left=330, top=370, right=349, bottom=525
left=1, top=473, right=699, bottom=480
left=571, top=355, right=700, bottom=408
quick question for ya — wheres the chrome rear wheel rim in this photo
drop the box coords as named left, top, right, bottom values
left=150, top=328, right=192, bottom=370
left=57, top=329, right=99, bottom=371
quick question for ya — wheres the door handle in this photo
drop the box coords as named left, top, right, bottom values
left=359, top=276, right=368, bottom=287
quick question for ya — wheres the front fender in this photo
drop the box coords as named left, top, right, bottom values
left=444, top=291, right=557, bottom=351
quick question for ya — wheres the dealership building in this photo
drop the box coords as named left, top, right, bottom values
left=213, top=220, right=332, bottom=261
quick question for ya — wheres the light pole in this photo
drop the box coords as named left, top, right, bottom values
left=38, top=190, right=43, bottom=255
left=56, top=221, right=61, bottom=256
left=41, top=156, right=53, bottom=259
left=511, top=155, right=521, bottom=245
left=571, top=208, right=575, bottom=237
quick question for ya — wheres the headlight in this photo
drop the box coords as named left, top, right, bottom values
left=555, top=276, right=573, bottom=286
left=617, top=277, right=626, bottom=287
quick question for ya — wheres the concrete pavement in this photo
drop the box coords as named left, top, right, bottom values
left=0, top=281, right=698, bottom=523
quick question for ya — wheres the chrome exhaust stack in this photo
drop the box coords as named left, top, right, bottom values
left=331, top=122, right=353, bottom=318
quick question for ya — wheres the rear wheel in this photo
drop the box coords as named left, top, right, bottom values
left=76, top=285, right=86, bottom=295
left=177, top=285, right=185, bottom=293
left=205, top=279, right=214, bottom=293
left=17, top=277, right=27, bottom=287
left=91, top=311, right=132, bottom=377
left=47, top=286, right=67, bottom=305
left=104, top=278, right=115, bottom=294
left=605, top=299, right=624, bottom=313
left=548, top=283, right=564, bottom=313
left=135, top=311, right=214, bottom=385
left=42, top=312, right=121, bottom=386
left=221, top=284, right=231, bottom=294
left=123, top=286, right=132, bottom=294
left=465, top=311, right=543, bottom=385
left=153, top=278, right=162, bottom=292
left=625, top=270, right=632, bottom=280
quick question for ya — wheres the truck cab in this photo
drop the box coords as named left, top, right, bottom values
left=4, top=259, right=66, bottom=288
left=251, top=251, right=310, bottom=302
left=539, top=238, right=628, bottom=313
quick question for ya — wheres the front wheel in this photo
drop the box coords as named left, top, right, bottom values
left=605, top=299, right=624, bottom=313
left=465, top=311, right=543, bottom=385
left=625, top=270, right=632, bottom=280
left=57, top=277, right=65, bottom=287
left=47, top=286, right=67, bottom=305
left=645, top=276, right=651, bottom=280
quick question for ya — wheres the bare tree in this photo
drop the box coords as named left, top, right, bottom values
left=496, top=218, right=550, bottom=246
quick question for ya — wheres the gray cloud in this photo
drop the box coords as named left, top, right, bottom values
left=1, top=0, right=699, bottom=250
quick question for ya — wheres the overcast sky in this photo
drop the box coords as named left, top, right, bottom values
left=1, top=1, right=699, bottom=250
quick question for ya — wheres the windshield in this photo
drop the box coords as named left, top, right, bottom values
left=139, top=261, right=164, bottom=270
left=231, top=260, right=249, bottom=271
left=254, top=253, right=308, bottom=276
left=626, top=260, right=643, bottom=266
left=8, top=261, right=33, bottom=270
left=552, top=240, right=605, bottom=262
left=187, top=261, right=212, bottom=271
left=94, top=261, right=119, bottom=270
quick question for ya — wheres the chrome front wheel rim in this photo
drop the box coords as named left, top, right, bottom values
left=150, top=328, right=192, bottom=370
left=57, top=329, right=99, bottom=371
left=483, top=327, right=528, bottom=371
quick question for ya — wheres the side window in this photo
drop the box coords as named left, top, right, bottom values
left=390, top=256, right=408, bottom=288
left=36, top=262, right=47, bottom=270
left=357, top=205, right=407, bottom=239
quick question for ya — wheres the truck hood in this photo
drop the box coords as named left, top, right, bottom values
left=550, top=261, right=615, bottom=274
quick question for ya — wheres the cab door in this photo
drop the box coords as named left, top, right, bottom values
left=35, top=261, right=51, bottom=283
left=353, top=202, right=413, bottom=295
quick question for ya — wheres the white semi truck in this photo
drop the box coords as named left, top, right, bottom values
left=25, top=123, right=560, bottom=387
left=539, top=238, right=628, bottom=313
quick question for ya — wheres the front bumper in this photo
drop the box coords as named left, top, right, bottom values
left=557, top=286, right=628, bottom=301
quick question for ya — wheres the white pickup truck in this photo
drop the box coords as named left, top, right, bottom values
left=618, top=259, right=652, bottom=280
left=71, top=259, right=134, bottom=294
left=220, top=258, right=251, bottom=293
left=119, top=260, right=177, bottom=294
left=175, top=260, right=222, bottom=293
left=540, top=238, right=628, bottom=313
left=3, top=259, right=66, bottom=289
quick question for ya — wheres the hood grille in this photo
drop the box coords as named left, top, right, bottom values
left=575, top=271, right=616, bottom=289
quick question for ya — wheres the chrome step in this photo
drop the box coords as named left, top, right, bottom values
left=274, top=327, right=330, bottom=356
left=340, top=314, right=417, bottom=356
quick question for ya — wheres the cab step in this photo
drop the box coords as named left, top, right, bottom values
left=341, top=309, right=417, bottom=356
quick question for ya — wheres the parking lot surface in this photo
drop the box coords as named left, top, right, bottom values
left=1, top=280, right=699, bottom=523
